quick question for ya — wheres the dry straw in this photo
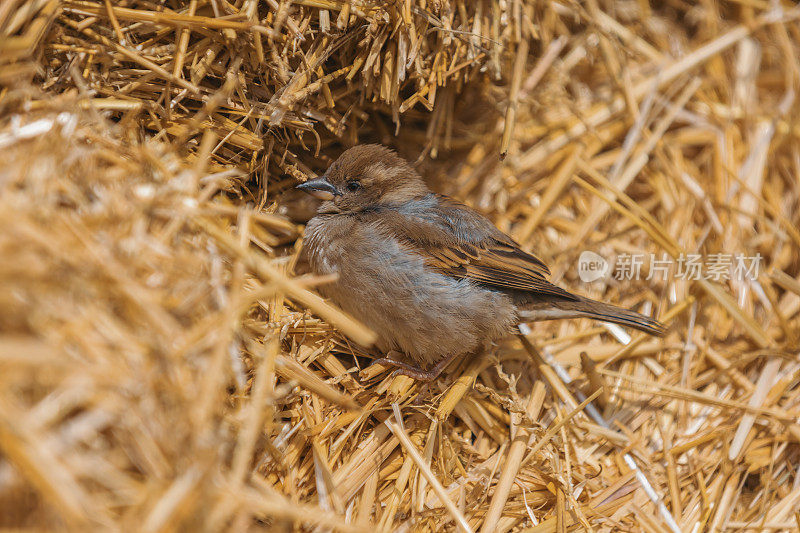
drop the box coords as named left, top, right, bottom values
left=1, top=0, right=800, bottom=531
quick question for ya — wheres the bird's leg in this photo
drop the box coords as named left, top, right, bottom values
left=374, top=351, right=462, bottom=382
left=372, top=351, right=424, bottom=376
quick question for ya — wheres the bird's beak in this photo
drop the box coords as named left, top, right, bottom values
left=296, top=177, right=340, bottom=200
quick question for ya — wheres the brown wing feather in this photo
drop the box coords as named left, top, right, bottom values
left=421, top=239, right=577, bottom=299
left=367, top=196, right=577, bottom=300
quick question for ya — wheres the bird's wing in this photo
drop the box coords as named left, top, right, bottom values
left=421, top=238, right=577, bottom=298
left=371, top=196, right=578, bottom=300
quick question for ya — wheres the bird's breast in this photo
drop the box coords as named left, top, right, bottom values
left=303, top=215, right=345, bottom=276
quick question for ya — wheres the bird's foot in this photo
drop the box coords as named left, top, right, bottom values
left=372, top=357, right=439, bottom=382
left=373, top=351, right=460, bottom=382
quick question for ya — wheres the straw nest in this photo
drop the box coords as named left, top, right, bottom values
left=2, top=1, right=800, bottom=531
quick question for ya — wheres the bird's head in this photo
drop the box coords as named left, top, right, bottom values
left=296, top=144, right=429, bottom=213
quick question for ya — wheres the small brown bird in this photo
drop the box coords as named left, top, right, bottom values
left=298, top=145, right=664, bottom=381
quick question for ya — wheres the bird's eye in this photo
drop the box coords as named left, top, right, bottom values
left=346, top=180, right=361, bottom=192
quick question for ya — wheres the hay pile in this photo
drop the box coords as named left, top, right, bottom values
left=2, top=1, right=800, bottom=531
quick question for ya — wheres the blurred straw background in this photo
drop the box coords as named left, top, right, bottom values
left=1, top=0, right=800, bottom=531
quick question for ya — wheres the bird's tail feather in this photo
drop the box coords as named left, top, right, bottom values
left=518, top=296, right=665, bottom=336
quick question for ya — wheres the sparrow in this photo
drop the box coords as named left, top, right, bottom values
left=297, top=144, right=664, bottom=381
